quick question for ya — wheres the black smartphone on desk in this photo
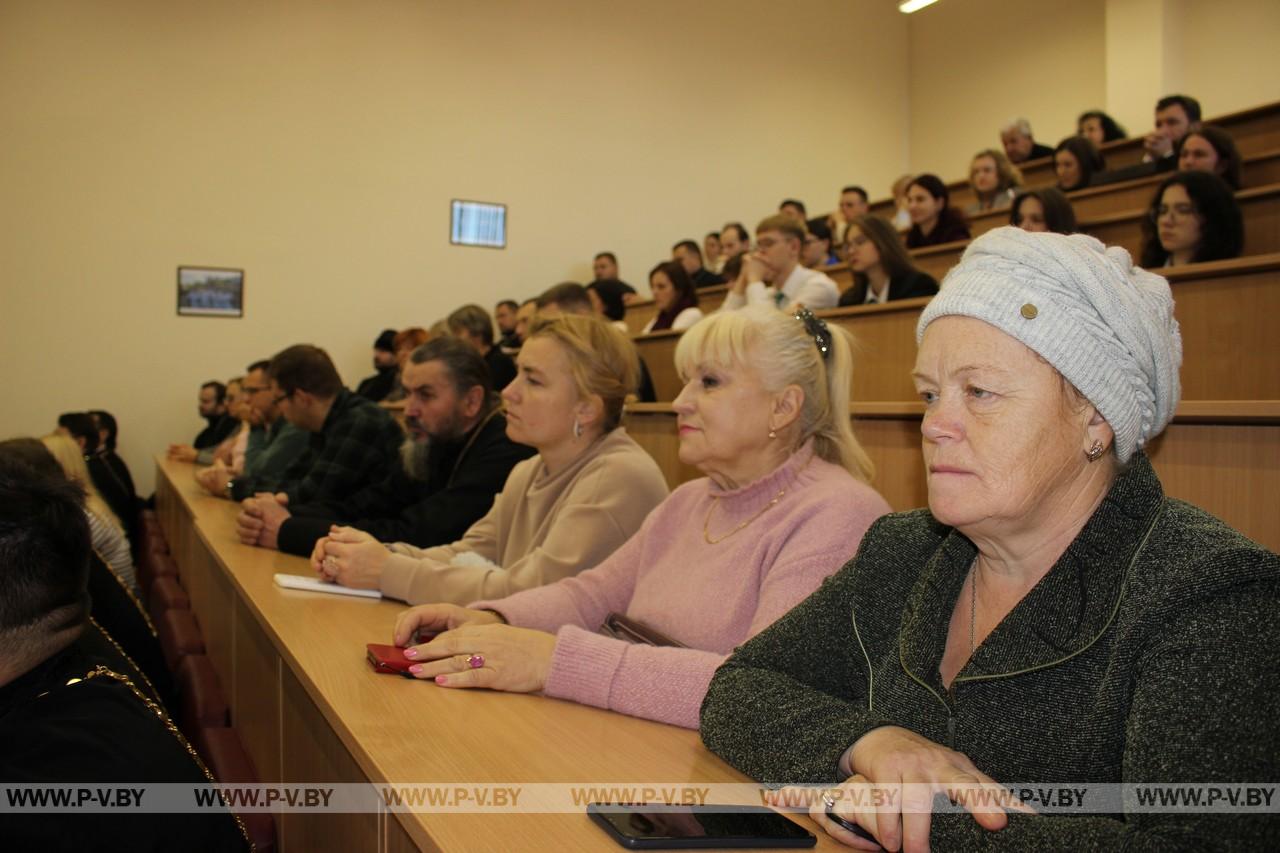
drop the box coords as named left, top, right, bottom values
left=587, top=803, right=816, bottom=849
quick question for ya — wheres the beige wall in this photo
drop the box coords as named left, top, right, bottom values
left=0, top=0, right=909, bottom=493
left=906, top=0, right=1109, bottom=182
left=1179, top=0, right=1280, bottom=121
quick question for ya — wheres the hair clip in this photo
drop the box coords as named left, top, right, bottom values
left=793, top=307, right=832, bottom=361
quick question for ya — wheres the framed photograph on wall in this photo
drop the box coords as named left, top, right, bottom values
left=177, top=266, right=244, bottom=317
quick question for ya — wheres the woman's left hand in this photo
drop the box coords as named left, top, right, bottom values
left=401, top=624, right=557, bottom=693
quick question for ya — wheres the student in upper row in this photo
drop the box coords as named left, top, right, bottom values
left=1076, top=110, right=1127, bottom=147
left=890, top=174, right=914, bottom=231
left=1010, top=187, right=1078, bottom=235
left=719, top=222, right=751, bottom=261
left=999, top=117, right=1054, bottom=164
left=965, top=149, right=1023, bottom=215
left=642, top=261, right=703, bottom=334
left=1144, top=93, right=1201, bottom=166
left=831, top=185, right=870, bottom=245
left=494, top=300, right=521, bottom=350
left=591, top=252, right=637, bottom=300
left=1177, top=125, right=1242, bottom=190
left=673, top=239, right=726, bottom=288
left=905, top=174, right=971, bottom=249
left=355, top=329, right=400, bottom=402
left=704, top=232, right=724, bottom=274
left=801, top=220, right=840, bottom=269
left=722, top=214, right=840, bottom=311
left=381, top=327, right=430, bottom=403
left=778, top=199, right=807, bottom=224
left=448, top=304, right=517, bottom=391
left=838, top=215, right=939, bottom=307
left=313, top=314, right=669, bottom=605
left=1054, top=136, right=1106, bottom=192
left=388, top=307, right=891, bottom=729
left=586, top=280, right=633, bottom=334
left=1139, top=171, right=1243, bottom=269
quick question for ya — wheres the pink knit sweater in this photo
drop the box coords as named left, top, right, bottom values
left=471, top=443, right=891, bottom=729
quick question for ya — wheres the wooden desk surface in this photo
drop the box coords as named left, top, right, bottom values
left=155, top=457, right=844, bottom=851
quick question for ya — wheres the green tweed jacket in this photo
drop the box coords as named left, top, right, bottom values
left=701, top=454, right=1279, bottom=849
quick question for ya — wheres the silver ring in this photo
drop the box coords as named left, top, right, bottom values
left=821, top=789, right=838, bottom=810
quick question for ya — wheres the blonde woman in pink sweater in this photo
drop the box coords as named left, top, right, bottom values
left=390, top=306, right=891, bottom=728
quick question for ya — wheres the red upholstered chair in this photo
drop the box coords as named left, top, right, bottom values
left=196, top=727, right=277, bottom=853
left=147, top=575, right=191, bottom=626
left=158, top=608, right=205, bottom=671
left=137, top=549, right=179, bottom=599
left=174, top=655, right=228, bottom=739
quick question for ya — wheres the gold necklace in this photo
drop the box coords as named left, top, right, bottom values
left=702, top=486, right=788, bottom=545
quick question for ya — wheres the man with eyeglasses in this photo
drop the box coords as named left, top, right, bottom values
left=207, top=345, right=400, bottom=506
left=195, top=359, right=309, bottom=500
left=721, top=214, right=840, bottom=311
left=235, top=337, right=534, bottom=555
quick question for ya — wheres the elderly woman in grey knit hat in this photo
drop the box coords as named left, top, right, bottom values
left=701, top=227, right=1279, bottom=851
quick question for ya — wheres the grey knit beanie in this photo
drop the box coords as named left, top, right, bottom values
left=917, top=227, right=1182, bottom=463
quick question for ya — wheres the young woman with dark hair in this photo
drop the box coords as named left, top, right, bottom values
left=642, top=261, right=703, bottom=333
left=1077, top=110, right=1127, bottom=146
left=838, top=216, right=939, bottom=307
left=1140, top=171, right=1244, bottom=268
left=1177, top=126, right=1242, bottom=190
left=1010, top=188, right=1078, bottom=235
left=1054, top=136, right=1106, bottom=192
left=904, top=174, right=971, bottom=249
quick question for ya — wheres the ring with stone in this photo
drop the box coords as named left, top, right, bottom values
left=466, top=654, right=485, bottom=669
left=821, top=789, right=839, bottom=810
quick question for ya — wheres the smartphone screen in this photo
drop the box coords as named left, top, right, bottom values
left=587, top=803, right=815, bottom=849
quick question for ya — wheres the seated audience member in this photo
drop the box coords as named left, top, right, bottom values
left=167, top=378, right=247, bottom=466
left=215, top=344, right=403, bottom=506
left=237, top=338, right=534, bottom=557
left=1077, top=109, right=1127, bottom=146
left=890, top=174, right=914, bottom=231
left=700, top=227, right=1279, bottom=851
left=838, top=215, right=939, bottom=307
left=513, top=298, right=538, bottom=346
left=195, top=359, right=310, bottom=500
left=778, top=199, right=807, bottom=223
left=40, top=434, right=136, bottom=597
left=448, top=304, right=517, bottom=391
left=1054, top=136, right=1105, bottom=192
left=87, top=409, right=138, bottom=530
left=494, top=300, right=521, bottom=350
left=1177, top=125, right=1241, bottom=189
left=802, top=220, right=840, bottom=269
left=167, top=379, right=237, bottom=461
left=1140, top=171, right=1244, bottom=269
left=387, top=307, right=891, bottom=728
left=722, top=215, right=840, bottom=311
left=832, top=185, right=870, bottom=246
left=57, top=411, right=135, bottom=543
left=719, top=222, right=751, bottom=260
left=0, top=455, right=249, bottom=851
left=591, top=252, right=637, bottom=301
left=642, top=261, right=703, bottom=333
left=1000, top=117, right=1054, bottom=164
left=1010, top=187, right=1078, bottom=234
left=356, top=329, right=400, bottom=402
left=673, top=240, right=726, bottom=288
left=383, top=327, right=430, bottom=403
left=905, top=174, right=971, bottom=249
left=704, top=232, right=724, bottom=274
left=965, top=149, right=1023, bottom=214
left=586, top=280, right=633, bottom=333
left=313, top=315, right=668, bottom=604
left=1144, top=93, right=1201, bottom=165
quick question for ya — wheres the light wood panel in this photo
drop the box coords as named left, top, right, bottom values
left=624, top=404, right=1280, bottom=553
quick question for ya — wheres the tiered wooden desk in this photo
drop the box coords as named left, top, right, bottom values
left=154, top=458, right=844, bottom=852
left=625, top=255, right=1280, bottom=553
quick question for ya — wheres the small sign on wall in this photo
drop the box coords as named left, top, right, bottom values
left=177, top=266, right=244, bottom=317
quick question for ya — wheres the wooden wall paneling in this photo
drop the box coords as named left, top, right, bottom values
left=233, top=597, right=283, bottom=784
